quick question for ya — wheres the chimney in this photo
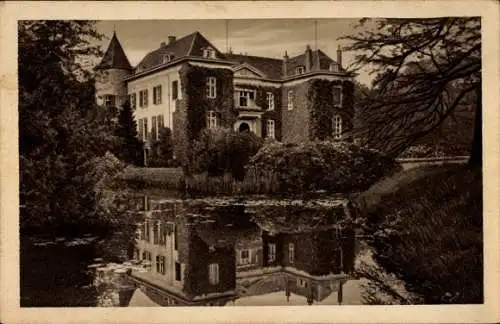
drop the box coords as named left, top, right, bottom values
left=160, top=41, right=166, bottom=48
left=168, top=36, right=176, bottom=44
left=305, top=45, right=312, bottom=72
left=337, top=45, right=342, bottom=69
left=283, top=51, right=289, bottom=76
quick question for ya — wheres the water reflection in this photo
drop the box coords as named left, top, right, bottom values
left=100, top=195, right=359, bottom=307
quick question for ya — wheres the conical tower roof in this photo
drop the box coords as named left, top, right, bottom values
left=95, top=31, right=132, bottom=70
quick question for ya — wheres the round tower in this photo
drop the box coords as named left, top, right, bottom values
left=94, top=31, right=132, bottom=113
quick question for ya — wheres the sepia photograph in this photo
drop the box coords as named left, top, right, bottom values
left=1, top=1, right=499, bottom=323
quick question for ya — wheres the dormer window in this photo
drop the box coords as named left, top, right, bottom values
left=296, top=66, right=305, bottom=75
left=163, top=54, right=174, bottom=64
left=203, top=48, right=216, bottom=59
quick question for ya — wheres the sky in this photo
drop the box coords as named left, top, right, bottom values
left=94, top=19, right=374, bottom=85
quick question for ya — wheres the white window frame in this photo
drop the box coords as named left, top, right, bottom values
left=332, top=85, right=342, bottom=106
left=171, top=80, right=179, bottom=100
left=333, top=115, right=342, bottom=139
left=295, top=66, right=305, bottom=75
left=266, top=119, right=275, bottom=139
left=297, top=278, right=308, bottom=288
left=139, top=89, right=148, bottom=108
left=153, top=85, right=162, bottom=105
left=103, top=94, right=115, bottom=108
left=268, top=243, right=276, bottom=263
left=206, top=110, right=217, bottom=129
left=237, top=90, right=255, bottom=107
left=288, top=243, right=295, bottom=263
left=163, top=54, right=174, bottom=64
left=238, top=250, right=251, bottom=265
left=142, top=117, right=148, bottom=141
left=203, top=48, right=216, bottom=59
left=206, top=77, right=217, bottom=99
left=287, top=90, right=294, bottom=110
left=208, top=263, right=219, bottom=285
left=266, top=92, right=274, bottom=111
left=129, top=93, right=137, bottom=109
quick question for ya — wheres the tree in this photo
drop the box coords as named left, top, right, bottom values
left=19, top=20, right=118, bottom=235
left=115, top=100, right=143, bottom=165
left=149, top=127, right=175, bottom=167
left=342, top=18, right=481, bottom=167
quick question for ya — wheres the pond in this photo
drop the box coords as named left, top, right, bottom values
left=21, top=193, right=379, bottom=307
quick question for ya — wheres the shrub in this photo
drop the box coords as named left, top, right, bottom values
left=186, top=128, right=263, bottom=180
left=359, top=166, right=482, bottom=303
left=149, top=127, right=177, bottom=167
left=248, top=141, right=400, bottom=194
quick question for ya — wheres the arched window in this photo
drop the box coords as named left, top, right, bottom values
left=333, top=115, right=342, bottom=139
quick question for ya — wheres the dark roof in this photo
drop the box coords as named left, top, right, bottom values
left=225, top=53, right=283, bottom=79
left=134, top=31, right=225, bottom=73
left=285, top=49, right=344, bottom=77
left=95, top=32, right=132, bottom=70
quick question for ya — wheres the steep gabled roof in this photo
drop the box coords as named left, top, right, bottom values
left=225, top=53, right=283, bottom=79
left=134, top=31, right=225, bottom=73
left=95, top=31, right=132, bottom=70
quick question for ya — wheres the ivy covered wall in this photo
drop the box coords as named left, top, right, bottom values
left=307, top=79, right=354, bottom=141
left=173, top=64, right=236, bottom=163
left=234, top=83, right=282, bottom=140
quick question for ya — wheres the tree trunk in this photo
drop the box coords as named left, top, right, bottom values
left=468, top=83, right=482, bottom=168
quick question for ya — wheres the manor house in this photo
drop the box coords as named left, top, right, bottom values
left=94, top=31, right=355, bottom=160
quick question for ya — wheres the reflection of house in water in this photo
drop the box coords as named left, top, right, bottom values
left=128, top=196, right=355, bottom=306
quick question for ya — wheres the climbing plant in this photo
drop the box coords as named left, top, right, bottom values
left=307, top=79, right=354, bottom=141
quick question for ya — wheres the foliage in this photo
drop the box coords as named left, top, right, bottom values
left=19, top=20, right=119, bottom=236
left=307, top=79, right=355, bottom=141
left=186, top=127, right=264, bottom=180
left=342, top=18, right=481, bottom=164
left=149, top=127, right=178, bottom=167
left=248, top=141, right=400, bottom=194
left=179, top=64, right=236, bottom=141
left=357, top=166, right=482, bottom=303
left=114, top=100, right=143, bottom=165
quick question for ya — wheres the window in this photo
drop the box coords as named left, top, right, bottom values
left=297, top=279, right=308, bottom=288
left=142, top=118, right=148, bottom=141
left=206, top=110, right=217, bottom=129
left=238, top=90, right=255, bottom=107
left=153, top=85, right=162, bottom=105
left=266, top=92, right=274, bottom=110
left=175, top=262, right=181, bottom=281
left=172, top=80, right=179, bottom=100
left=139, top=89, right=148, bottom=108
left=103, top=95, right=116, bottom=108
left=151, top=116, right=158, bottom=141
left=203, top=48, right=216, bottom=59
left=268, top=243, right=276, bottom=263
left=208, top=263, right=219, bottom=285
left=163, top=54, right=174, bottom=63
left=333, top=115, right=342, bottom=139
left=153, top=220, right=160, bottom=244
left=332, top=86, right=342, bottom=106
left=138, top=119, right=144, bottom=141
left=144, top=219, right=150, bottom=242
left=206, top=77, right=217, bottom=98
left=266, top=119, right=275, bottom=139
left=295, top=66, right=305, bottom=75
left=156, top=255, right=166, bottom=274
left=174, top=225, right=178, bottom=251
left=129, top=93, right=137, bottom=109
left=238, top=250, right=251, bottom=265
left=287, top=90, right=294, bottom=110
left=157, top=115, right=164, bottom=134
left=288, top=243, right=295, bottom=263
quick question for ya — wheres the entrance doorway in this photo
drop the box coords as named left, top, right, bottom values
left=238, top=122, right=250, bottom=133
